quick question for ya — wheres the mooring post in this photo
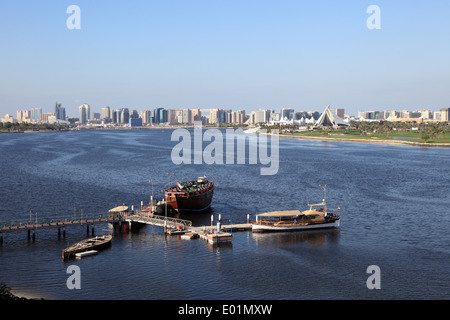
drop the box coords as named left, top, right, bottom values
left=91, top=224, right=95, bottom=235
left=247, top=214, right=250, bottom=224
left=28, top=229, right=31, bottom=240
left=58, top=227, right=61, bottom=238
left=86, top=224, right=89, bottom=234
left=63, top=226, right=66, bottom=238
left=0, top=232, right=3, bottom=245
left=211, top=214, right=214, bottom=227
left=32, top=229, right=35, bottom=241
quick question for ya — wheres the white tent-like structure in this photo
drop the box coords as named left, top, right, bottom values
left=314, top=105, right=348, bottom=129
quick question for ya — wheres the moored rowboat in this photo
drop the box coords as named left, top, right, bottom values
left=62, top=235, right=112, bottom=260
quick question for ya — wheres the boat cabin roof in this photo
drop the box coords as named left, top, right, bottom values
left=256, top=209, right=324, bottom=217
left=257, top=210, right=301, bottom=217
left=308, top=202, right=325, bottom=206
left=108, top=205, right=129, bottom=213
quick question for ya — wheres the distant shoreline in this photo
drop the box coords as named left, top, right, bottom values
left=278, top=133, right=450, bottom=148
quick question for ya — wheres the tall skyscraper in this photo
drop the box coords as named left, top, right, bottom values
left=31, top=108, right=42, bottom=122
left=54, top=102, right=65, bottom=120
left=121, top=108, right=130, bottom=124
left=101, top=106, right=110, bottom=121
left=113, top=109, right=121, bottom=123
left=181, top=109, right=192, bottom=124
left=153, top=108, right=168, bottom=123
left=209, top=108, right=220, bottom=124
left=168, top=109, right=177, bottom=124
left=159, top=109, right=168, bottom=123
left=79, top=104, right=90, bottom=123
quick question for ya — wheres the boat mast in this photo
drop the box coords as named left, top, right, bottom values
left=319, top=184, right=327, bottom=210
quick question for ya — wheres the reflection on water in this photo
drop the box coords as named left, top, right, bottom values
left=252, top=229, right=340, bottom=248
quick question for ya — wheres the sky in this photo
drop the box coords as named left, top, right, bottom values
left=1, top=0, right=450, bottom=117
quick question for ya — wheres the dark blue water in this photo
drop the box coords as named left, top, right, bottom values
left=0, top=129, right=449, bottom=300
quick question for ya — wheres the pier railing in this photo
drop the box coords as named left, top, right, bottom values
left=0, top=212, right=125, bottom=232
left=124, top=213, right=192, bottom=228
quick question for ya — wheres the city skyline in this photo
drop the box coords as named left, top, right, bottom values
left=4, top=103, right=449, bottom=125
left=1, top=1, right=450, bottom=116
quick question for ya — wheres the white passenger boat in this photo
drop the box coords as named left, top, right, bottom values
left=252, top=185, right=340, bottom=233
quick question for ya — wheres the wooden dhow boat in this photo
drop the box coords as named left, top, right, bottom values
left=252, top=185, right=340, bottom=233
left=165, top=176, right=215, bottom=213
left=62, top=235, right=112, bottom=260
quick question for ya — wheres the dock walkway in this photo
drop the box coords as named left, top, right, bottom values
left=0, top=210, right=252, bottom=243
left=124, top=214, right=192, bottom=229
left=0, top=213, right=123, bottom=232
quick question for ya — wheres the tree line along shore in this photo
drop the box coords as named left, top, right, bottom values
left=263, top=121, right=450, bottom=145
left=1, top=120, right=449, bottom=145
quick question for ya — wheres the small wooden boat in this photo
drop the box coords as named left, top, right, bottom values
left=62, top=235, right=112, bottom=260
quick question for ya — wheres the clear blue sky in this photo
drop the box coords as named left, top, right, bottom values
left=1, top=0, right=449, bottom=117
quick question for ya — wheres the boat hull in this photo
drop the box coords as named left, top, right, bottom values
left=252, top=220, right=340, bottom=233
left=165, top=179, right=215, bottom=213
left=167, top=189, right=214, bottom=213
left=62, top=235, right=112, bottom=260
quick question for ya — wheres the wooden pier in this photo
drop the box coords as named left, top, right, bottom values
left=0, top=213, right=124, bottom=232
left=0, top=212, right=125, bottom=243
left=0, top=209, right=252, bottom=244
left=124, top=213, right=192, bottom=229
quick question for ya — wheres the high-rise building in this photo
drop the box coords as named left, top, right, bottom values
left=101, top=106, right=110, bottom=121
left=154, top=108, right=164, bottom=123
left=280, top=108, right=294, bottom=120
left=181, top=109, right=192, bottom=124
left=121, top=108, right=130, bottom=124
left=222, top=109, right=232, bottom=123
left=54, top=102, right=65, bottom=120
left=141, top=110, right=151, bottom=124
left=17, top=110, right=31, bottom=123
left=235, top=110, right=245, bottom=124
left=191, top=109, right=202, bottom=122
left=168, top=109, right=177, bottom=124
left=1, top=114, right=16, bottom=123
left=79, top=104, right=90, bottom=123
left=92, top=112, right=101, bottom=120
left=159, top=109, right=168, bottom=123
left=41, top=112, right=56, bottom=123
left=254, top=109, right=270, bottom=124
left=112, top=109, right=121, bottom=123
left=130, top=110, right=139, bottom=119
left=209, top=108, right=219, bottom=124
left=440, top=107, right=450, bottom=121
left=31, top=108, right=42, bottom=122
